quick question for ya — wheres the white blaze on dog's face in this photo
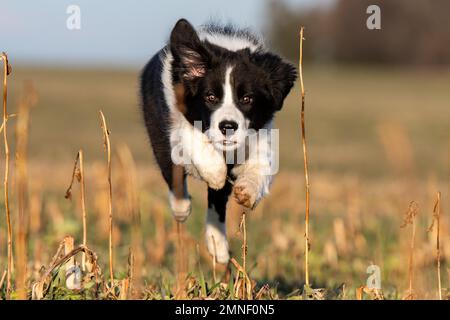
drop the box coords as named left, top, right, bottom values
left=208, top=67, right=249, bottom=151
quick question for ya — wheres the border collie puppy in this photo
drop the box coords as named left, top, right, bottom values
left=140, top=19, right=296, bottom=263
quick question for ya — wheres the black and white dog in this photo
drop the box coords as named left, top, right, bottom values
left=140, top=19, right=296, bottom=263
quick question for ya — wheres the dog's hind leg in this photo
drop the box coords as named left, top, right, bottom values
left=205, top=181, right=232, bottom=264
left=169, top=164, right=191, bottom=222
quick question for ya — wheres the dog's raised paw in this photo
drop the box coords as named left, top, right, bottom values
left=233, top=178, right=259, bottom=209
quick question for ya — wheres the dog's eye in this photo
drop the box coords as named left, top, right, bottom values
left=241, top=95, right=253, bottom=105
left=205, top=93, right=218, bottom=104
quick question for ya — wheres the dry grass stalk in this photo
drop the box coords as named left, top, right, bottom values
left=127, top=247, right=134, bottom=297
left=175, top=222, right=187, bottom=299
left=428, top=191, right=442, bottom=300
left=240, top=210, right=249, bottom=298
left=356, top=286, right=364, bottom=300
left=119, top=278, right=129, bottom=300
left=401, top=201, right=419, bottom=299
left=0, top=270, right=6, bottom=290
left=298, top=27, right=311, bottom=286
left=195, top=243, right=206, bottom=298
left=78, top=151, right=87, bottom=270
left=117, top=144, right=143, bottom=296
left=64, top=236, right=74, bottom=264
left=64, top=236, right=81, bottom=290
left=230, top=258, right=253, bottom=299
left=99, top=110, right=114, bottom=286
left=32, top=240, right=101, bottom=300
left=1, top=52, right=12, bottom=298
left=447, top=268, right=450, bottom=290
left=65, top=149, right=88, bottom=271
left=254, top=284, right=271, bottom=300
left=211, top=235, right=217, bottom=284
left=356, top=286, right=384, bottom=300
left=228, top=210, right=253, bottom=299
left=15, top=81, right=38, bottom=299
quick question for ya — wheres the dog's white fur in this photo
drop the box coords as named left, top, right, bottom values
left=168, top=191, right=192, bottom=222
left=198, top=29, right=263, bottom=53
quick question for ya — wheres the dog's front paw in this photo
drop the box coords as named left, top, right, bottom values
left=233, top=177, right=260, bottom=209
left=194, top=146, right=227, bottom=190
left=202, top=160, right=227, bottom=190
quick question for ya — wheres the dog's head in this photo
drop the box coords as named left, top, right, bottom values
left=170, top=19, right=297, bottom=151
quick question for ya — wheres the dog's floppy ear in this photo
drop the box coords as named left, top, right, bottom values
left=254, top=53, right=297, bottom=110
left=170, top=19, right=209, bottom=81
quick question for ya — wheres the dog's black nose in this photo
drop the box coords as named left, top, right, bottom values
left=219, top=120, right=238, bottom=136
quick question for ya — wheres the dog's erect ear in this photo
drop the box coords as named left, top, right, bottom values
left=254, top=53, right=297, bottom=110
left=170, top=19, right=209, bottom=81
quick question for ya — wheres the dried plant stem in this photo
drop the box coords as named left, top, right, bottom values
left=32, top=242, right=101, bottom=300
left=401, top=201, right=419, bottom=299
left=64, top=236, right=75, bottom=266
left=235, top=209, right=252, bottom=299
left=127, top=248, right=134, bottom=297
left=63, top=236, right=81, bottom=290
left=211, top=235, right=217, bottom=284
left=175, top=222, right=187, bottom=299
left=15, top=82, right=37, bottom=299
left=230, top=257, right=252, bottom=299
left=99, top=110, right=114, bottom=285
left=408, top=214, right=416, bottom=298
left=435, top=192, right=442, bottom=300
left=429, top=192, right=442, bottom=300
left=119, top=278, right=129, bottom=300
left=79, top=151, right=87, bottom=270
left=65, top=150, right=88, bottom=271
left=241, top=211, right=247, bottom=296
left=1, top=52, right=12, bottom=298
left=0, top=270, right=6, bottom=290
left=298, top=27, right=310, bottom=286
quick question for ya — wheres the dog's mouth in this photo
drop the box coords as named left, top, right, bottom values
left=222, top=140, right=237, bottom=146
left=213, top=139, right=238, bottom=151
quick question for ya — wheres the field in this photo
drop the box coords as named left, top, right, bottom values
left=0, top=62, right=449, bottom=299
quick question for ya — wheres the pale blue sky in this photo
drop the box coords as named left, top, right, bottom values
left=0, top=0, right=334, bottom=67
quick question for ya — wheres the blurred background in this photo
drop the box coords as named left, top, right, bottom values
left=0, top=0, right=449, bottom=299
